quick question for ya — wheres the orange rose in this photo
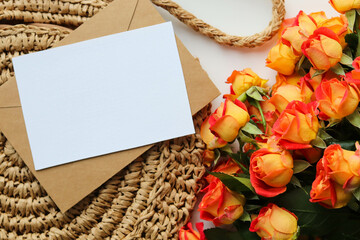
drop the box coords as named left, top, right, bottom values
left=179, top=222, right=205, bottom=240
left=200, top=99, right=250, bottom=148
left=299, top=68, right=338, bottom=103
left=330, top=0, right=360, bottom=13
left=302, top=28, right=342, bottom=71
left=272, top=73, right=301, bottom=93
left=250, top=144, right=293, bottom=197
left=266, top=42, right=300, bottom=76
left=310, top=12, right=349, bottom=47
left=272, top=101, right=319, bottom=149
left=200, top=117, right=227, bottom=150
left=224, top=68, right=267, bottom=100
left=323, top=143, right=360, bottom=191
left=205, top=158, right=242, bottom=183
left=310, top=157, right=352, bottom=209
left=281, top=11, right=317, bottom=54
left=270, top=84, right=304, bottom=113
left=249, top=203, right=298, bottom=240
left=315, top=78, right=360, bottom=120
left=199, top=180, right=245, bottom=226
left=345, top=56, right=360, bottom=91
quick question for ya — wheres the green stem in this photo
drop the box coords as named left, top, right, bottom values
left=255, top=100, right=267, bottom=132
left=355, top=12, right=360, bottom=57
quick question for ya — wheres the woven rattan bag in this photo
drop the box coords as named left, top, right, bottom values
left=0, top=1, right=213, bottom=239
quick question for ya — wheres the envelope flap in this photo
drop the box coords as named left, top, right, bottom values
left=53, top=0, right=139, bottom=48
left=0, top=77, right=21, bottom=108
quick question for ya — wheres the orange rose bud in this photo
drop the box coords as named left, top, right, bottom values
left=209, top=99, right=250, bottom=143
left=224, top=68, right=267, bottom=100
left=266, top=42, right=300, bottom=76
left=272, top=101, right=319, bottom=149
left=179, top=222, right=205, bottom=240
left=323, top=143, right=360, bottom=191
left=250, top=145, right=293, bottom=197
left=315, top=78, right=360, bottom=120
left=202, top=149, right=216, bottom=167
left=302, top=27, right=342, bottom=71
left=330, top=0, right=360, bottom=13
left=249, top=203, right=298, bottom=240
left=199, top=180, right=245, bottom=226
left=205, top=158, right=242, bottom=183
left=310, top=158, right=352, bottom=209
left=270, top=84, right=304, bottom=113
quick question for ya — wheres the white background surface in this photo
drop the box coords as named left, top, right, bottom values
left=156, top=0, right=340, bottom=231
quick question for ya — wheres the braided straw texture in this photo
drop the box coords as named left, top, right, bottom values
left=0, top=0, right=285, bottom=47
left=0, top=24, right=209, bottom=239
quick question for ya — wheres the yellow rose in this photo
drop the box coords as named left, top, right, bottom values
left=200, top=99, right=250, bottom=148
left=330, top=0, right=360, bottom=13
left=249, top=204, right=298, bottom=240
left=270, top=84, right=304, bottom=113
left=224, top=68, right=267, bottom=100
left=266, top=42, right=301, bottom=76
left=272, top=73, right=301, bottom=93
left=281, top=11, right=317, bottom=54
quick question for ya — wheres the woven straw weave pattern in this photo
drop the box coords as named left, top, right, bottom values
left=0, top=23, right=209, bottom=239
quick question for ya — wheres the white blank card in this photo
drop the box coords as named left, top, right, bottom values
left=12, top=22, right=194, bottom=170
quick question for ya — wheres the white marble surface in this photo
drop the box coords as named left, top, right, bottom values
left=155, top=0, right=340, bottom=231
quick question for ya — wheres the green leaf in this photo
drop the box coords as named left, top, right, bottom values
left=329, top=140, right=357, bottom=151
left=208, top=172, right=255, bottom=193
left=311, top=69, right=325, bottom=78
left=346, top=107, right=360, bottom=129
left=239, top=210, right=251, bottom=222
left=330, top=63, right=346, bottom=76
left=238, top=131, right=257, bottom=145
left=293, top=160, right=312, bottom=174
left=340, top=54, right=354, bottom=68
left=345, top=33, right=359, bottom=53
left=318, top=128, right=335, bottom=142
left=290, top=175, right=302, bottom=188
left=346, top=10, right=356, bottom=31
left=246, top=86, right=263, bottom=101
left=353, top=187, right=360, bottom=201
left=245, top=204, right=262, bottom=212
left=242, top=122, right=263, bottom=135
left=311, top=136, right=327, bottom=149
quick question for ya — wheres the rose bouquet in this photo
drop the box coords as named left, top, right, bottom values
left=180, top=1, right=360, bottom=240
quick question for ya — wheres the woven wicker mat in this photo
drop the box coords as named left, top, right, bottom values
left=0, top=2, right=210, bottom=239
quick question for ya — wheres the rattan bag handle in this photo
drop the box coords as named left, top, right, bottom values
left=151, top=0, right=286, bottom=48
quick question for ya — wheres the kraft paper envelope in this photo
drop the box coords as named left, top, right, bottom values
left=0, top=0, right=219, bottom=212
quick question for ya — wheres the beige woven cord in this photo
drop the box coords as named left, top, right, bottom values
left=152, top=0, right=286, bottom=48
